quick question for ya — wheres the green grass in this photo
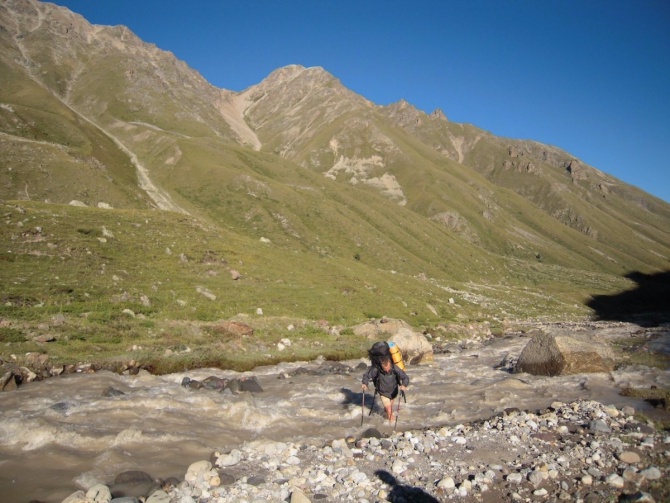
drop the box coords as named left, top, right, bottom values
left=0, top=200, right=628, bottom=373
left=622, top=388, right=670, bottom=412
left=612, top=337, right=670, bottom=370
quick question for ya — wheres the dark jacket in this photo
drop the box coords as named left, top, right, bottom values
left=362, top=363, right=409, bottom=398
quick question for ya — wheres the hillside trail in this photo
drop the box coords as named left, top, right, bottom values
left=0, top=325, right=668, bottom=503
left=9, top=24, right=187, bottom=215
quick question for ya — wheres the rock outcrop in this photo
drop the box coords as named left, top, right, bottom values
left=515, top=331, right=615, bottom=376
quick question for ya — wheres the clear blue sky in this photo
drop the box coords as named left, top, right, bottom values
left=54, top=0, right=670, bottom=204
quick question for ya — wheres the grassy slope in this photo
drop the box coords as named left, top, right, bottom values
left=0, top=55, right=151, bottom=208
left=0, top=200, right=633, bottom=371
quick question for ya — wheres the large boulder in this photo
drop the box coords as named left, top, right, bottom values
left=515, top=331, right=615, bottom=376
left=390, top=329, right=433, bottom=364
left=352, top=318, right=433, bottom=364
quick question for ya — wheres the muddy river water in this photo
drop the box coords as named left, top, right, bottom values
left=1, top=329, right=668, bottom=503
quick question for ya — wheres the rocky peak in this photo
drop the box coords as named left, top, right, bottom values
left=429, top=108, right=447, bottom=121
left=262, top=64, right=306, bottom=84
left=253, top=65, right=338, bottom=92
left=383, top=99, right=424, bottom=127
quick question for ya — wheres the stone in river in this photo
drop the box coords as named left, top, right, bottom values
left=187, top=380, right=203, bottom=390
left=202, top=376, right=226, bottom=390
left=114, top=471, right=153, bottom=485
left=225, top=379, right=241, bottom=393
left=361, top=428, right=382, bottom=439
left=239, top=378, right=263, bottom=392
left=515, top=331, right=615, bottom=375
left=101, top=386, right=125, bottom=397
left=50, top=402, right=73, bottom=414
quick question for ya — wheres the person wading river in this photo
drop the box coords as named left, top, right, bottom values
left=362, top=355, right=409, bottom=423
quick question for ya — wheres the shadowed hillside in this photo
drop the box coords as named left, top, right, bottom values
left=588, top=270, right=670, bottom=323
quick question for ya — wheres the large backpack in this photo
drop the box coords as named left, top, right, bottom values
left=368, top=340, right=391, bottom=369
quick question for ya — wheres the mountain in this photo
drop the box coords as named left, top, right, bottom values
left=1, top=0, right=669, bottom=332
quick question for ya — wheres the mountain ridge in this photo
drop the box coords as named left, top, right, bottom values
left=0, top=0, right=668, bottom=330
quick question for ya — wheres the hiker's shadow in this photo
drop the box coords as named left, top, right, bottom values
left=340, top=387, right=381, bottom=415
left=375, top=470, right=440, bottom=503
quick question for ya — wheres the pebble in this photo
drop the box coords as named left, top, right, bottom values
left=639, top=466, right=662, bottom=480
left=606, top=473, right=625, bottom=488
left=437, top=476, right=455, bottom=489
left=618, top=451, right=642, bottom=464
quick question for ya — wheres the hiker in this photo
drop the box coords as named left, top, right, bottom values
left=362, top=355, right=409, bottom=422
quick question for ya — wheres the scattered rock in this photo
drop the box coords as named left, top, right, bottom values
left=196, top=286, right=216, bottom=301
left=589, top=419, right=611, bottom=433
left=1, top=371, right=18, bottom=392
left=215, top=450, right=241, bottom=467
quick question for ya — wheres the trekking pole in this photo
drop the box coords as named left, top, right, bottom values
left=368, top=390, right=377, bottom=416
left=394, top=390, right=406, bottom=431
left=361, top=391, right=365, bottom=427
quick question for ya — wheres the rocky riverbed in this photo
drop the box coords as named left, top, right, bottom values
left=3, top=319, right=668, bottom=503
left=59, top=399, right=669, bottom=503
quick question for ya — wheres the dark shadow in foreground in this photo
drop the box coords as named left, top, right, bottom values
left=587, top=270, right=670, bottom=325
left=375, top=469, right=440, bottom=503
